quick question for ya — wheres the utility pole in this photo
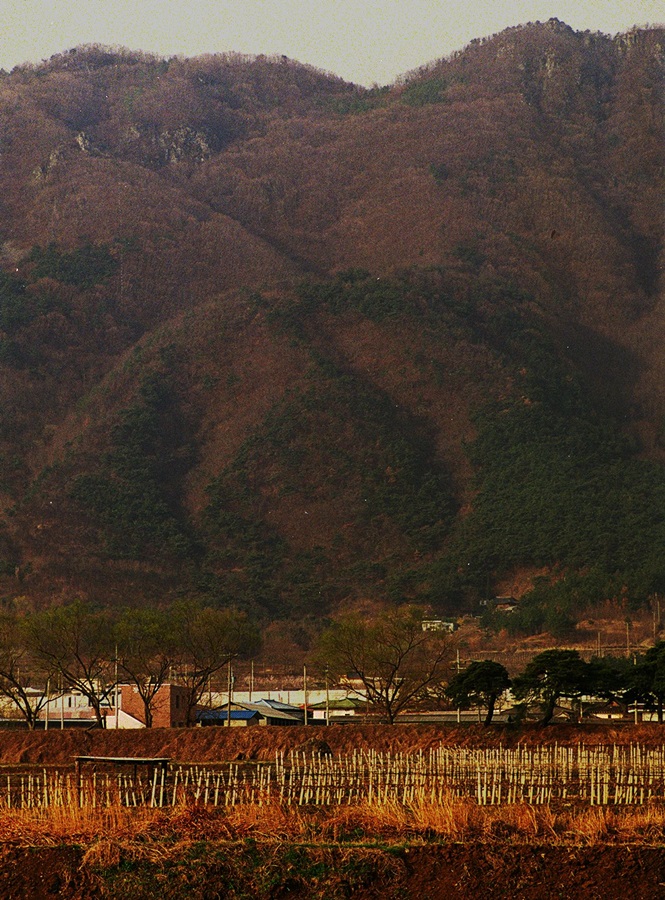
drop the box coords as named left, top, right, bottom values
left=249, top=660, right=254, bottom=702
left=654, top=594, right=661, bottom=644
left=303, top=665, right=308, bottom=726
left=654, top=602, right=658, bottom=644
left=325, top=666, right=330, bottom=727
left=114, top=645, right=119, bottom=729
left=456, top=649, right=461, bottom=725
left=227, top=661, right=232, bottom=727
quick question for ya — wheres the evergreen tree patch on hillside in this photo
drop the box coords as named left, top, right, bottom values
left=27, top=243, right=118, bottom=289
left=202, top=350, right=457, bottom=617
left=451, top=306, right=665, bottom=620
left=71, top=368, right=195, bottom=560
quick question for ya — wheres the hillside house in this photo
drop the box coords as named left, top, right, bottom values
left=481, top=597, right=518, bottom=613
left=421, top=619, right=458, bottom=633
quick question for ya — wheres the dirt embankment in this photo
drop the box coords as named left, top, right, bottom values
left=0, top=723, right=663, bottom=766
left=0, top=842, right=663, bottom=900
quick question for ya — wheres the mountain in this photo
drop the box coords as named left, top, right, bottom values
left=0, top=21, right=663, bottom=635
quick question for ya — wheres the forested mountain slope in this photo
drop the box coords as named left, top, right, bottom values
left=0, top=20, right=663, bottom=634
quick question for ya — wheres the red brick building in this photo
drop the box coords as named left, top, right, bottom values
left=119, top=683, right=190, bottom=728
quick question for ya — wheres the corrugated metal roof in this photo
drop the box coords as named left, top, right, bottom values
left=254, top=699, right=303, bottom=712
left=239, top=702, right=303, bottom=721
left=309, top=697, right=365, bottom=710
left=197, top=709, right=260, bottom=722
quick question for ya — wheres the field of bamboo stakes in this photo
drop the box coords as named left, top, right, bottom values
left=3, top=744, right=665, bottom=810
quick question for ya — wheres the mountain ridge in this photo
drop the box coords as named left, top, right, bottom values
left=0, top=21, right=663, bottom=637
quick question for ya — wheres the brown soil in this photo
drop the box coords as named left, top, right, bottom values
left=0, top=723, right=664, bottom=767
left=0, top=842, right=663, bottom=899
left=403, top=845, right=665, bottom=900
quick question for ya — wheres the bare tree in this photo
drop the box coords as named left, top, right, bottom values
left=115, top=608, right=175, bottom=728
left=172, top=602, right=260, bottom=726
left=27, top=600, right=115, bottom=728
left=0, top=613, right=56, bottom=729
left=316, top=606, right=453, bottom=724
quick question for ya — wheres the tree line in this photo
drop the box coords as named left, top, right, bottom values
left=318, top=608, right=665, bottom=726
left=445, top=646, right=665, bottom=726
left=5, top=601, right=665, bottom=730
left=0, top=600, right=258, bottom=729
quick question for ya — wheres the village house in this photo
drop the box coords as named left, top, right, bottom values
left=198, top=699, right=304, bottom=727
left=115, top=683, right=190, bottom=729
left=309, top=696, right=367, bottom=721
left=421, top=619, right=458, bottom=633
left=197, top=708, right=263, bottom=727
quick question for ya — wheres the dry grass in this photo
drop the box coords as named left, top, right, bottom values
left=1, top=796, right=664, bottom=851
left=0, top=804, right=164, bottom=846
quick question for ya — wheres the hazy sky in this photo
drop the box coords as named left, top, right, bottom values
left=3, top=1, right=663, bottom=85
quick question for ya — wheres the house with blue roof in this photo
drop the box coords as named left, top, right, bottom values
left=197, top=708, right=262, bottom=727
left=196, top=700, right=304, bottom=727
